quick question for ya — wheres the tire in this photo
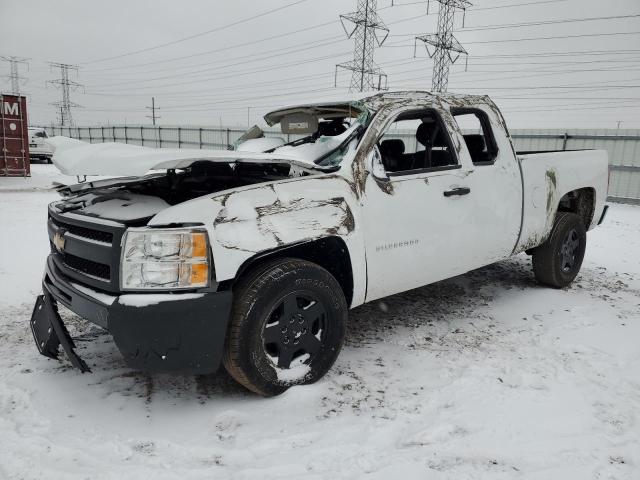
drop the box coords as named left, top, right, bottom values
left=223, top=258, right=348, bottom=396
left=532, top=212, right=587, bottom=288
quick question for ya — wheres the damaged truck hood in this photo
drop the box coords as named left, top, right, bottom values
left=46, top=137, right=329, bottom=177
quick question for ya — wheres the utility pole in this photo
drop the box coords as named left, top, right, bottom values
left=1, top=56, right=29, bottom=95
left=146, top=97, right=160, bottom=125
left=335, top=0, right=389, bottom=92
left=47, top=62, right=83, bottom=126
left=414, top=0, right=471, bottom=93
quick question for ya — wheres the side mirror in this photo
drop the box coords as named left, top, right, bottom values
left=367, top=146, right=389, bottom=180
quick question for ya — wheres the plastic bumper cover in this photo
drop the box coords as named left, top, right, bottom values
left=35, top=256, right=233, bottom=374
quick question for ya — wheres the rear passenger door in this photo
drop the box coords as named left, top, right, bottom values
left=450, top=106, right=523, bottom=264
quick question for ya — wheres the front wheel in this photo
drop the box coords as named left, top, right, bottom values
left=223, top=258, right=347, bottom=396
left=532, top=212, right=587, bottom=288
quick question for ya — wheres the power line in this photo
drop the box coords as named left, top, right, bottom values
left=502, top=103, right=640, bottom=114
left=86, top=51, right=352, bottom=92
left=82, top=0, right=314, bottom=64
left=466, top=49, right=640, bottom=59
left=82, top=51, right=640, bottom=98
left=458, top=13, right=640, bottom=32
left=468, top=0, right=569, bottom=11
left=388, top=61, right=640, bottom=85
left=81, top=10, right=439, bottom=92
left=382, top=0, right=569, bottom=11
left=383, top=30, right=640, bottom=48
left=84, top=37, right=346, bottom=88
left=390, top=13, right=640, bottom=36
left=387, top=68, right=640, bottom=93
left=79, top=61, right=640, bottom=112
left=81, top=53, right=640, bottom=107
left=82, top=20, right=339, bottom=73
left=157, top=86, right=340, bottom=112
left=80, top=10, right=429, bottom=84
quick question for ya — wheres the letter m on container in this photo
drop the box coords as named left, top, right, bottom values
left=0, top=94, right=30, bottom=177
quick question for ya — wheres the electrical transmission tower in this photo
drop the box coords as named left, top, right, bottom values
left=414, top=0, right=471, bottom=93
left=336, top=0, right=389, bottom=93
left=47, top=62, right=83, bottom=126
left=0, top=56, right=29, bottom=95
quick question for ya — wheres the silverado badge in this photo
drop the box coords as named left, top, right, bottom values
left=53, top=230, right=66, bottom=253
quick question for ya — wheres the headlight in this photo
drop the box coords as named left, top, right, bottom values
left=120, top=228, right=210, bottom=290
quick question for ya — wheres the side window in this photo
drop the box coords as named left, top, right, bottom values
left=451, top=108, right=498, bottom=165
left=378, top=109, right=458, bottom=176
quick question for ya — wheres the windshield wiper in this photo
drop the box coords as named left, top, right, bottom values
left=264, top=135, right=314, bottom=153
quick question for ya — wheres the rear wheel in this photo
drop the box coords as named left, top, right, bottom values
left=223, top=258, right=347, bottom=396
left=532, top=212, right=587, bottom=288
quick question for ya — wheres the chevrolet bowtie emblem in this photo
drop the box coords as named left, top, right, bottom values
left=53, top=230, right=66, bottom=253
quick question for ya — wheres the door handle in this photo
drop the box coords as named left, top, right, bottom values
left=443, top=187, right=471, bottom=197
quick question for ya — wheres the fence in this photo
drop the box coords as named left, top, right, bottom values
left=44, top=125, right=290, bottom=151
left=44, top=125, right=640, bottom=204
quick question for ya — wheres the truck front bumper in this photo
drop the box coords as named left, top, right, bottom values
left=31, top=256, right=233, bottom=374
left=28, top=146, right=52, bottom=159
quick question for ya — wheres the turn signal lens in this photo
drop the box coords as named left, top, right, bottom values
left=190, top=263, right=208, bottom=285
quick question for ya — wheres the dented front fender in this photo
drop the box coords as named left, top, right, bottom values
left=148, top=174, right=367, bottom=307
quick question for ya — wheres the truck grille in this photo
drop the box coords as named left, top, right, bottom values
left=50, top=217, right=114, bottom=244
left=48, top=207, right=126, bottom=293
left=62, top=253, right=111, bottom=281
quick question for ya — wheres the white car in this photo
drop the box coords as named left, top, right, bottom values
left=31, top=91, right=609, bottom=396
left=28, top=127, right=53, bottom=163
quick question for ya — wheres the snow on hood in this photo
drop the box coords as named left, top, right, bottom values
left=45, top=137, right=323, bottom=176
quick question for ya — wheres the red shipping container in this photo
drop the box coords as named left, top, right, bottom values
left=1, top=94, right=30, bottom=177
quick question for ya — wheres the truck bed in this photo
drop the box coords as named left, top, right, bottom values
left=514, top=149, right=609, bottom=253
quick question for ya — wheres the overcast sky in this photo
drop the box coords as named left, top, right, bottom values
left=1, top=0, right=639, bottom=129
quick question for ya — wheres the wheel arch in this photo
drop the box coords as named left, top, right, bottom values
left=524, top=186, right=596, bottom=255
left=219, top=236, right=355, bottom=307
left=557, top=187, right=596, bottom=229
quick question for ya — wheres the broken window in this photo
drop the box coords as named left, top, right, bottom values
left=378, top=109, right=458, bottom=175
left=451, top=109, right=499, bottom=165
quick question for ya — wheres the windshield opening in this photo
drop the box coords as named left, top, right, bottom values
left=235, top=105, right=369, bottom=168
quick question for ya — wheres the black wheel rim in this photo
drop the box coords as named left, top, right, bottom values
left=261, top=292, right=327, bottom=369
left=560, top=228, right=580, bottom=273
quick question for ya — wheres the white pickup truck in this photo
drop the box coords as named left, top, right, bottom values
left=28, top=127, right=54, bottom=163
left=31, top=91, right=609, bottom=396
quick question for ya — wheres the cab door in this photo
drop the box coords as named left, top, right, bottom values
left=448, top=105, right=523, bottom=265
left=360, top=106, right=478, bottom=302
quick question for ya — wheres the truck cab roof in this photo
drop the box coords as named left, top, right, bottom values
left=263, top=90, right=491, bottom=125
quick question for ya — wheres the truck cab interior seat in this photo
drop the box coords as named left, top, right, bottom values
left=380, top=138, right=407, bottom=172
left=430, top=130, right=455, bottom=167
left=463, top=134, right=487, bottom=163
left=414, top=122, right=456, bottom=169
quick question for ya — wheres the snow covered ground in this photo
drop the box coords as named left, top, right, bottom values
left=1, top=165, right=639, bottom=480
